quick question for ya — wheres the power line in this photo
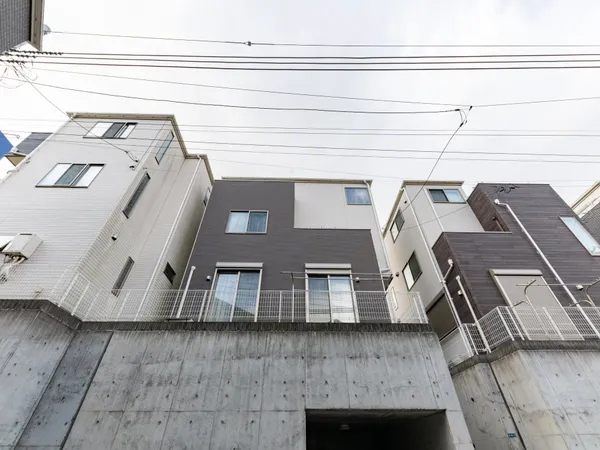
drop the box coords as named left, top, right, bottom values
left=49, top=31, right=600, bottom=49
left=1, top=77, right=459, bottom=115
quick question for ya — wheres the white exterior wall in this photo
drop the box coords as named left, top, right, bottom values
left=0, top=117, right=212, bottom=316
left=293, top=182, right=389, bottom=272
left=384, top=184, right=484, bottom=313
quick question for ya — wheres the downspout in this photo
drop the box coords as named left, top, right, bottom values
left=495, top=199, right=600, bottom=338
left=135, top=157, right=203, bottom=320
left=407, top=193, right=472, bottom=355
left=364, top=180, right=392, bottom=290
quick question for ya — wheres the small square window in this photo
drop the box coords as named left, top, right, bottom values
left=345, top=187, right=371, bottom=205
left=402, top=252, right=422, bottom=290
left=37, top=163, right=104, bottom=188
left=428, top=188, right=464, bottom=203
left=164, top=263, right=176, bottom=284
left=226, top=211, right=268, bottom=233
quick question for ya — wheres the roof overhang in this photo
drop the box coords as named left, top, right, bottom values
left=29, top=0, right=45, bottom=50
left=221, top=177, right=372, bottom=185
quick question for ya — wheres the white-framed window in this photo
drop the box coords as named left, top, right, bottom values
left=561, top=216, right=600, bottom=256
left=37, top=163, right=104, bottom=188
left=402, top=252, right=422, bottom=290
left=112, top=257, right=134, bottom=295
left=226, top=211, right=268, bottom=233
left=306, top=272, right=356, bottom=323
left=123, top=172, right=150, bottom=218
left=206, top=269, right=261, bottom=321
left=345, top=187, right=371, bottom=205
left=156, top=131, right=174, bottom=164
left=86, top=122, right=136, bottom=139
left=390, top=209, right=405, bottom=241
left=428, top=188, right=464, bottom=203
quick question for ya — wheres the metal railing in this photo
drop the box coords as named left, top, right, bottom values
left=0, top=263, right=70, bottom=301
left=441, top=305, right=600, bottom=367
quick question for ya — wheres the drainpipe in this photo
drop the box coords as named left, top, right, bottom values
left=407, top=194, right=473, bottom=355
left=364, top=180, right=392, bottom=290
left=495, top=199, right=600, bottom=338
left=457, top=275, right=491, bottom=352
left=135, top=157, right=203, bottom=320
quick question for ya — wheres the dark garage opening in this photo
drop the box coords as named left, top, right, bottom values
left=306, top=409, right=454, bottom=450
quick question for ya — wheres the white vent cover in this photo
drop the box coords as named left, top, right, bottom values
left=2, top=233, right=42, bottom=259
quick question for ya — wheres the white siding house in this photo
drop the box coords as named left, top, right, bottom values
left=0, top=113, right=213, bottom=319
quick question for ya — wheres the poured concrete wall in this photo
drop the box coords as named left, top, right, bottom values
left=62, top=328, right=472, bottom=449
left=452, top=346, right=600, bottom=450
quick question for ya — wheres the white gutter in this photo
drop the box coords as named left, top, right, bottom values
left=364, top=180, right=392, bottom=289
left=495, top=199, right=600, bottom=338
left=135, top=157, right=203, bottom=320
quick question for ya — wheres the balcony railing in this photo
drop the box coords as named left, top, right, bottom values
left=0, top=266, right=427, bottom=324
left=441, top=305, right=600, bottom=367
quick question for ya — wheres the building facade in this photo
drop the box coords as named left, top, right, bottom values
left=385, top=181, right=600, bottom=449
left=0, top=113, right=213, bottom=319
left=0, top=0, right=45, bottom=51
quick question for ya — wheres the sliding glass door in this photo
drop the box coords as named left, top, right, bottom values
left=205, top=270, right=260, bottom=321
left=307, top=274, right=356, bottom=323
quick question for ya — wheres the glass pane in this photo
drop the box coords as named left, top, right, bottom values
left=38, top=164, right=70, bottom=186
left=112, top=257, right=134, bottom=295
left=429, top=189, right=447, bottom=202
left=247, top=212, right=267, bottom=233
left=403, top=265, right=415, bottom=289
left=123, top=173, right=150, bottom=217
left=390, top=222, right=399, bottom=241
left=345, top=187, right=371, bottom=205
left=103, top=122, right=125, bottom=138
left=87, top=122, right=111, bottom=137
left=444, top=189, right=464, bottom=203
left=74, top=165, right=103, bottom=187
left=207, top=272, right=238, bottom=321
left=233, top=271, right=260, bottom=321
left=329, top=276, right=355, bottom=323
left=308, top=276, right=330, bottom=322
left=409, top=254, right=422, bottom=280
left=118, top=123, right=136, bottom=138
left=55, top=164, right=86, bottom=186
left=156, top=132, right=173, bottom=163
left=226, top=212, right=249, bottom=233
left=562, top=217, right=600, bottom=255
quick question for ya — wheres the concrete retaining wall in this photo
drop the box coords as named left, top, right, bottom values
left=452, top=346, right=600, bottom=449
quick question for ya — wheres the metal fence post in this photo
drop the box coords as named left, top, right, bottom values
left=278, top=291, right=282, bottom=322
left=497, top=308, right=515, bottom=342
left=176, top=266, right=196, bottom=319
left=543, top=308, right=564, bottom=340
left=71, top=283, right=90, bottom=317
left=198, top=290, right=209, bottom=322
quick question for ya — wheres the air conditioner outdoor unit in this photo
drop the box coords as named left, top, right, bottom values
left=2, top=233, right=42, bottom=259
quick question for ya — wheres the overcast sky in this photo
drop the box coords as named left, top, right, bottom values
left=3, top=0, right=600, bottom=222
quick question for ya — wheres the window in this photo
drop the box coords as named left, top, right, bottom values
left=427, top=295, right=457, bottom=339
left=402, top=252, right=422, bottom=290
left=112, top=257, right=134, bottom=295
left=164, top=263, right=176, bottom=284
left=37, top=163, right=104, bottom=188
left=203, top=186, right=212, bottom=207
left=345, top=187, right=371, bottom=205
left=226, top=211, right=268, bottom=233
left=428, top=188, right=464, bottom=203
left=123, top=173, right=150, bottom=218
left=155, top=131, right=174, bottom=164
left=390, top=209, right=405, bottom=241
left=561, top=217, right=600, bottom=256
left=206, top=270, right=261, bottom=321
left=307, top=274, right=356, bottom=323
left=86, top=122, right=136, bottom=139
left=490, top=270, right=559, bottom=308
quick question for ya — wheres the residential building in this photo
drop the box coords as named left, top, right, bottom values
left=0, top=113, right=213, bottom=319
left=0, top=0, right=45, bottom=51
left=0, top=176, right=473, bottom=449
left=385, top=181, right=600, bottom=449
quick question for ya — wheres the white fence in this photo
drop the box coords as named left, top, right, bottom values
left=0, top=266, right=426, bottom=324
left=441, top=305, right=600, bottom=367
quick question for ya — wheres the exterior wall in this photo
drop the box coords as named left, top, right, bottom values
left=294, top=182, right=389, bottom=272
left=187, top=180, right=383, bottom=292
left=59, top=327, right=472, bottom=450
left=452, top=348, right=600, bottom=449
left=0, top=0, right=31, bottom=51
left=580, top=197, right=600, bottom=243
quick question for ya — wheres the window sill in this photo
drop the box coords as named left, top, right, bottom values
left=225, top=232, right=267, bottom=235
left=431, top=200, right=467, bottom=204
left=36, top=185, right=89, bottom=189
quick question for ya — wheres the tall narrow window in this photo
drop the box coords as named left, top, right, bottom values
left=112, top=257, right=134, bottom=295
left=155, top=131, right=174, bottom=164
left=307, top=274, right=356, bottom=323
left=390, top=209, right=405, bottom=241
left=123, top=173, right=150, bottom=218
left=226, top=211, right=268, bottom=233
left=206, top=270, right=261, bottom=321
left=561, top=217, right=600, bottom=255
left=164, top=263, right=176, bottom=284
left=37, top=163, right=104, bottom=188
left=402, top=252, right=422, bottom=290
left=86, top=122, right=136, bottom=139
left=345, top=187, right=371, bottom=205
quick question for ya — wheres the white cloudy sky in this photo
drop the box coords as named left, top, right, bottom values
left=3, top=0, right=600, bottom=222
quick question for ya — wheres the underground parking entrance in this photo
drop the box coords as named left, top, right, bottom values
left=306, top=409, right=457, bottom=450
